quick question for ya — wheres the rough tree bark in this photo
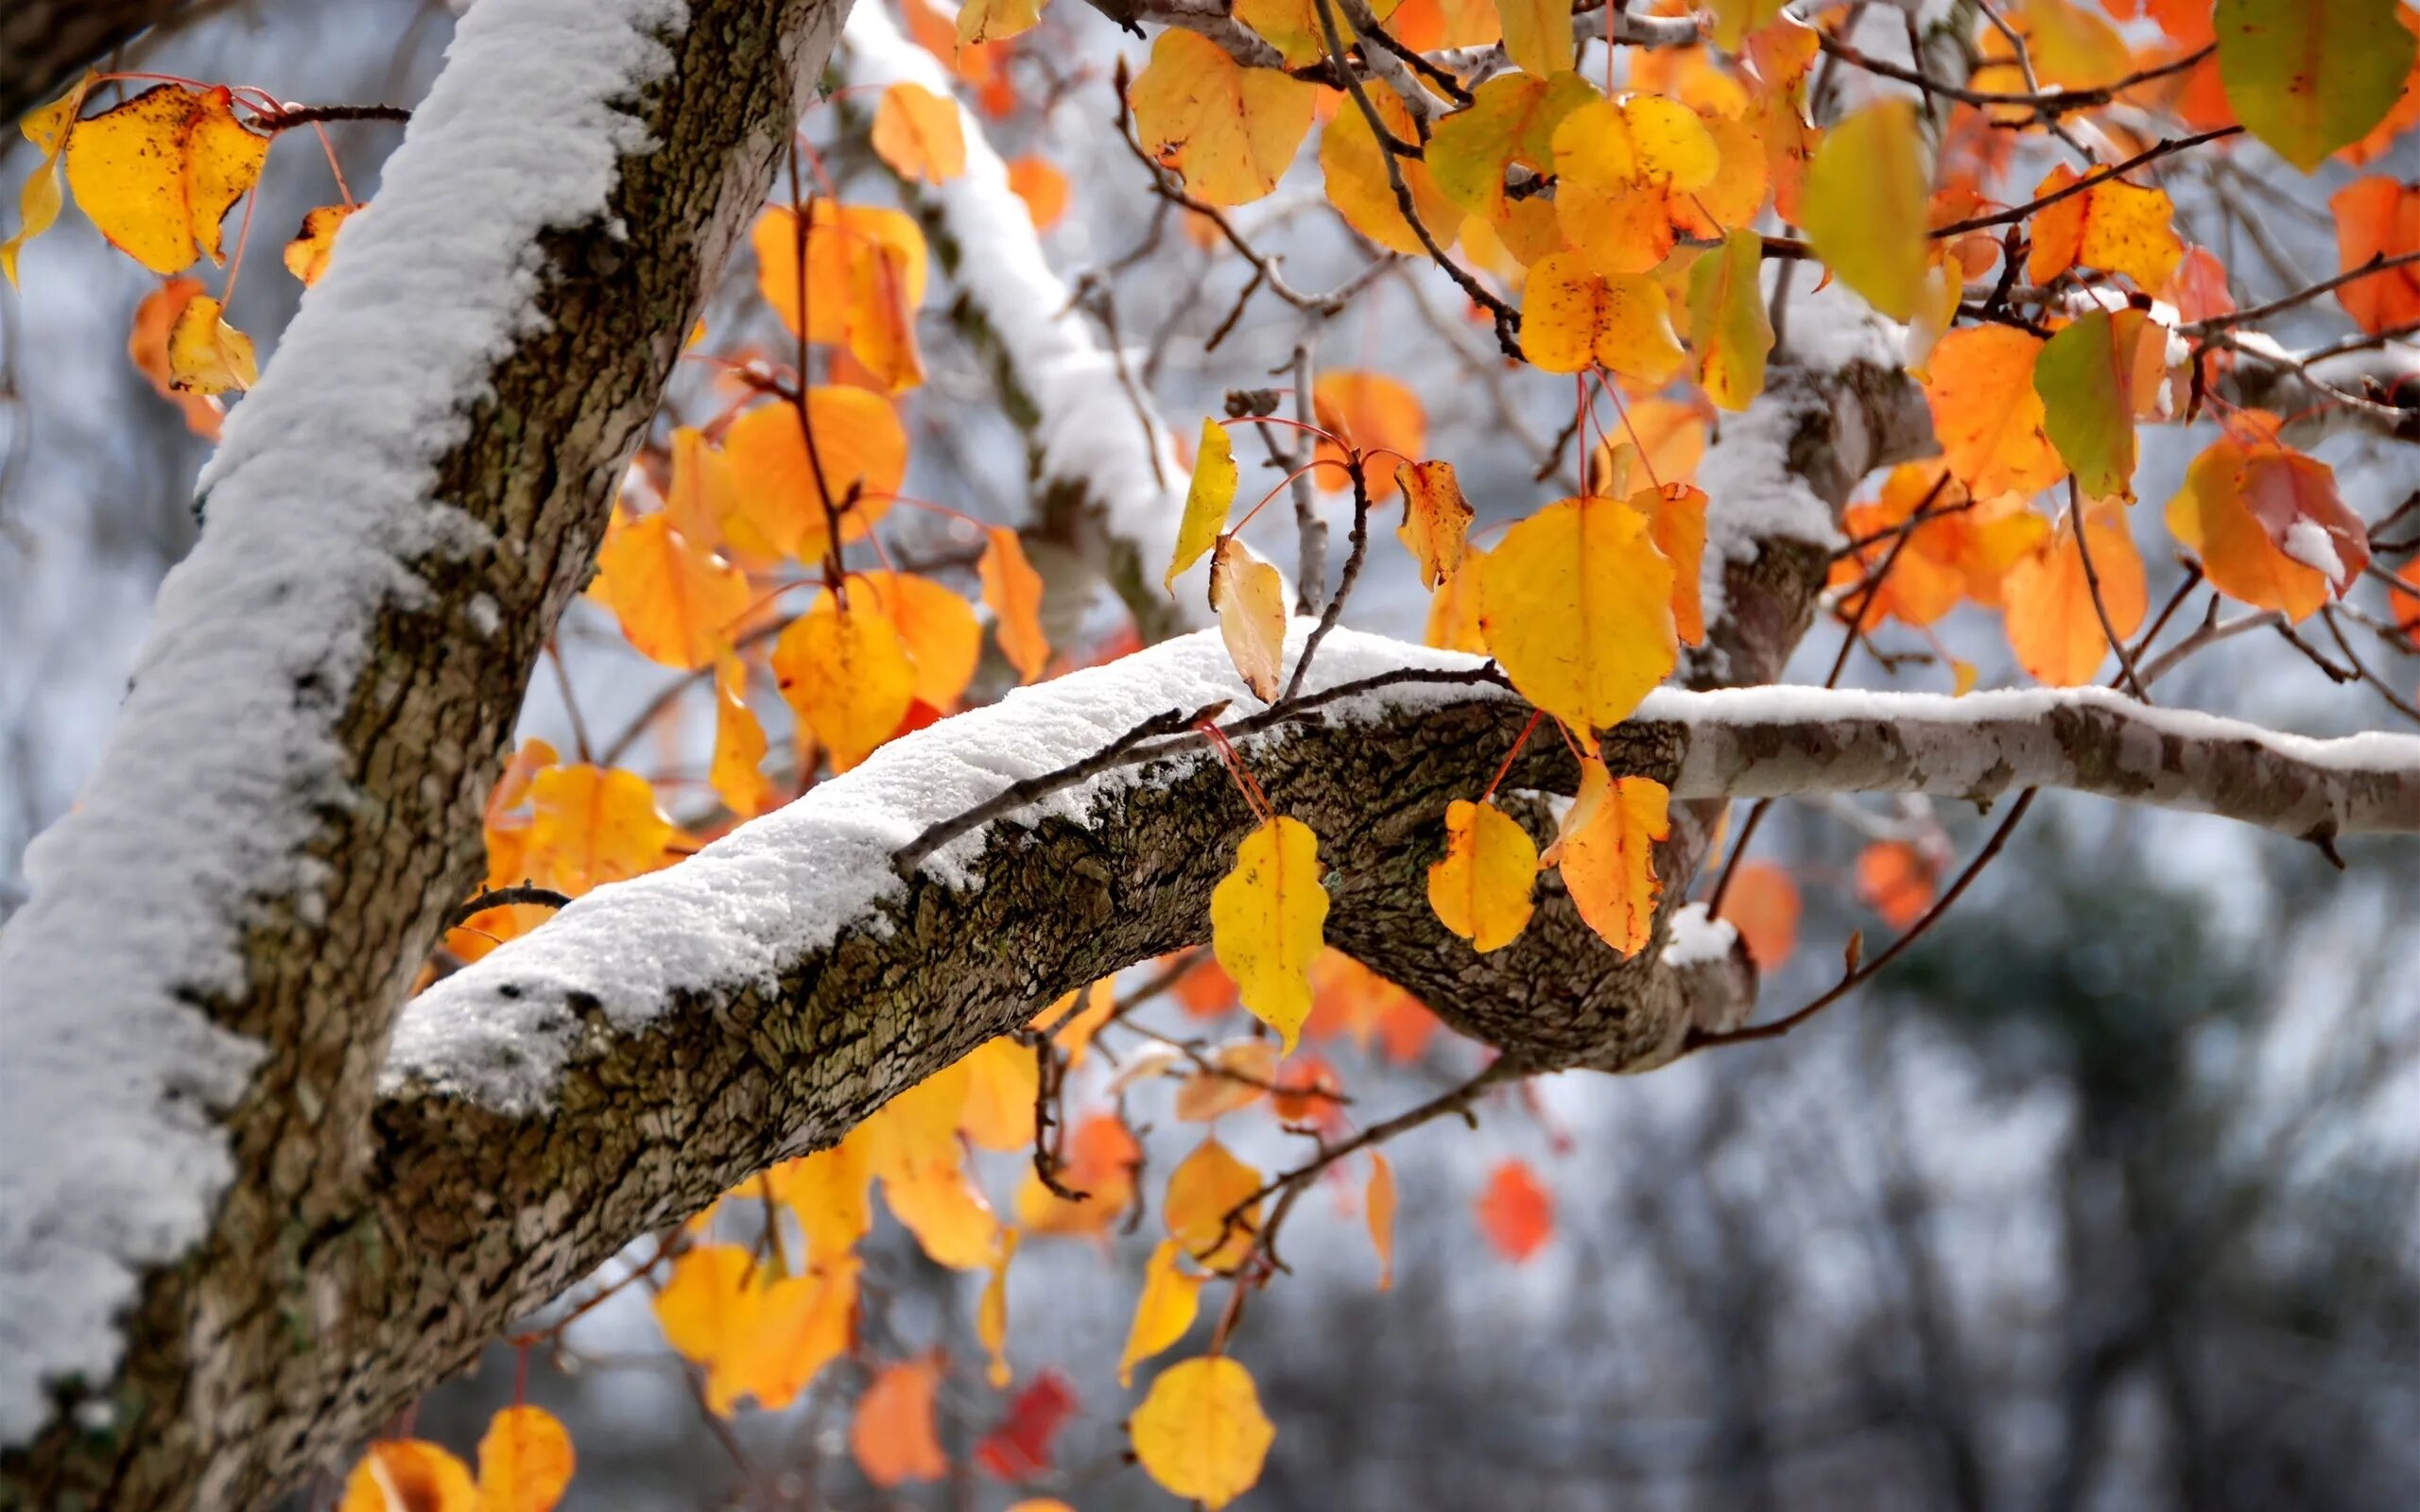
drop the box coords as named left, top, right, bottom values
left=0, top=0, right=199, bottom=123
left=0, top=2, right=2413, bottom=1510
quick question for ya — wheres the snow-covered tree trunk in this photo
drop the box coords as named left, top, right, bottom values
left=3, top=2, right=2416, bottom=1509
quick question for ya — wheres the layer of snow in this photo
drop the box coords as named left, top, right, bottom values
left=1659, top=902, right=1738, bottom=970
left=2280, top=519, right=2344, bottom=584
left=0, top=0, right=682, bottom=1444
left=389, top=624, right=1483, bottom=1114
left=838, top=5, right=1206, bottom=613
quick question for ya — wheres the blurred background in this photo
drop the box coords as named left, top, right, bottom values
left=4, top=1, right=2415, bottom=1508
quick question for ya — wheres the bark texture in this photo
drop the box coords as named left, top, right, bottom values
left=0, top=0, right=196, bottom=122
left=0, top=0, right=848, bottom=1506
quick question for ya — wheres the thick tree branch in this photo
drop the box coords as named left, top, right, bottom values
left=0, top=0, right=199, bottom=123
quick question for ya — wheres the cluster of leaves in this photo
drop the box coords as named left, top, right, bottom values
left=17, top=0, right=2419, bottom=1504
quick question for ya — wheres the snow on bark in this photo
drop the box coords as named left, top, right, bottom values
left=0, top=0, right=683, bottom=1445
left=837, top=2, right=1205, bottom=610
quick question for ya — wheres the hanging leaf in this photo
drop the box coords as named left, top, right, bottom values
left=1211, top=535, right=1289, bottom=702
left=1722, top=861, right=1802, bottom=970
left=593, top=512, right=750, bottom=671
left=1475, top=1159, right=1554, bottom=1262
left=1552, top=94, right=1720, bottom=275
left=1366, top=1152, right=1397, bottom=1290
left=1426, top=799, right=1539, bottom=952
left=1923, top=326, right=2066, bottom=501
left=958, top=1035, right=1041, bottom=1152
left=1320, top=85, right=1461, bottom=256
left=164, top=293, right=256, bottom=395
left=282, top=203, right=357, bottom=286
left=1394, top=459, right=1473, bottom=588
left=1428, top=71, right=1596, bottom=223
left=1168, top=419, right=1238, bottom=587
left=771, top=586, right=918, bottom=771
left=1519, top=252, right=1687, bottom=381
left=2, top=73, right=95, bottom=284
left=853, top=1356, right=950, bottom=1486
left=1800, top=98, right=1927, bottom=319
left=1686, top=228, right=1772, bottom=411
left=978, top=527, right=1049, bottom=681
left=1857, top=839, right=1938, bottom=928
left=1496, top=0, right=1577, bottom=79
left=2032, top=308, right=2163, bottom=501
left=884, top=1157, right=1001, bottom=1270
left=2215, top=0, right=2416, bottom=171
left=1005, top=154, right=1071, bottom=229
left=718, top=391, right=906, bottom=561
left=978, top=1228, right=1019, bottom=1388
left=1130, top=1357, right=1277, bottom=1511
left=1313, top=370, right=1426, bottom=501
left=1556, top=760, right=1669, bottom=955
left=2023, top=166, right=2183, bottom=292
left=63, top=83, right=268, bottom=274
left=751, top=203, right=928, bottom=390
left=1477, top=493, right=1677, bottom=732
left=1131, top=30, right=1318, bottom=206
left=338, top=1440, right=476, bottom=1512
left=2329, top=176, right=2420, bottom=335
left=976, top=1370, right=1078, bottom=1480
left=2002, top=499, right=2147, bottom=685
left=873, top=83, right=967, bottom=184
left=959, top=0, right=1043, bottom=45
left=476, top=1405, right=576, bottom=1512
left=1210, top=816, right=1330, bottom=1050
left=709, top=655, right=772, bottom=818
left=765, top=1134, right=873, bottom=1262
left=525, top=765, right=674, bottom=895
left=1164, top=1137, right=1263, bottom=1270
left=1634, top=482, right=1709, bottom=646
left=1120, top=1239, right=1207, bottom=1385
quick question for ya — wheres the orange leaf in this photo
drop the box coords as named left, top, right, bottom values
left=750, top=204, right=929, bottom=390
left=125, top=275, right=223, bottom=438
left=338, top=1440, right=476, bottom=1512
left=1016, top=1112, right=1140, bottom=1233
left=525, top=765, right=673, bottom=895
left=1476, top=1159, right=1553, bottom=1263
left=1856, top=840, right=1938, bottom=929
left=2024, top=164, right=2184, bottom=292
left=959, top=1035, right=1042, bottom=1152
left=1556, top=762, right=1669, bottom=956
left=852, top=1357, right=950, bottom=1486
left=709, top=656, right=773, bottom=819
left=475, top=1405, right=575, bottom=1512
left=2329, top=176, right=2420, bottom=335
left=885, top=1158, right=1000, bottom=1269
left=282, top=202, right=357, bottom=286
left=858, top=570, right=983, bottom=710
left=1314, top=370, right=1426, bottom=501
left=1005, top=155, right=1071, bottom=230
left=873, top=83, right=967, bottom=184
left=1634, top=482, right=1709, bottom=646
left=1173, top=1038, right=1280, bottom=1122
left=718, top=390, right=905, bottom=561
left=1395, top=459, right=1473, bottom=588
left=1367, top=1152, right=1397, bottom=1290
left=1923, top=325, right=2066, bottom=501
left=1720, top=861, right=1801, bottom=971
left=594, top=511, right=750, bottom=670
left=1131, top=30, right=1317, bottom=206
left=2001, top=499, right=2146, bottom=686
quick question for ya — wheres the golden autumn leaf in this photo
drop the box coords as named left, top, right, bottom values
left=1132, top=1357, right=1276, bottom=1510
left=1015, top=1112, right=1139, bottom=1233
left=1320, top=84, right=1461, bottom=256
left=126, top=275, right=225, bottom=438
left=1496, top=0, right=1576, bottom=79
left=1005, top=154, right=1071, bottom=230
left=63, top=83, right=268, bottom=274
left=475, top=1405, right=575, bottom=1512
left=1519, top=252, right=1686, bottom=381
left=2001, top=499, right=2147, bottom=685
left=873, top=83, right=967, bottom=184
left=165, top=294, right=257, bottom=395
left=1588, top=395, right=1707, bottom=495
left=1686, top=227, right=1772, bottom=411
left=959, top=0, right=1042, bottom=46
left=708, top=1257, right=860, bottom=1415
left=771, top=586, right=917, bottom=771
left=1634, top=482, right=1708, bottom=646
left=1478, top=493, right=1677, bottom=732
left=1366, top=1152, right=1397, bottom=1289
left=1426, top=541, right=1489, bottom=653
left=1166, top=1136, right=1263, bottom=1270
left=1394, top=459, right=1473, bottom=588
left=1428, top=71, right=1595, bottom=223
left=3, top=73, right=94, bottom=285
left=1556, top=757, right=1669, bottom=955
left=2024, top=166, right=2183, bottom=292
left=979, top=1227, right=1019, bottom=1387
left=1211, top=816, right=1330, bottom=1050
left=1211, top=535, right=1289, bottom=702
left=526, top=765, right=674, bottom=895
left=853, top=1356, right=950, bottom=1486
left=979, top=525, right=1050, bottom=681
left=1169, top=419, right=1238, bottom=588
left=1313, top=369, right=1426, bottom=501
left=1552, top=94, right=1720, bottom=275
left=862, top=1058, right=973, bottom=1183
left=1173, top=1037, right=1279, bottom=1122
left=1131, top=30, right=1318, bottom=206
left=1828, top=462, right=2046, bottom=627
left=2167, top=437, right=2365, bottom=619
left=1800, top=98, right=1927, bottom=319
left=854, top=570, right=982, bottom=710
left=1426, top=798, right=1538, bottom=952
left=766, top=1133, right=873, bottom=1261
left=1120, top=1239, right=1206, bottom=1385
left=282, top=203, right=358, bottom=286
left=751, top=203, right=928, bottom=389
left=719, top=390, right=906, bottom=561
left=338, top=1439, right=476, bottom=1512
left=1923, top=325, right=2066, bottom=501
left=593, top=511, right=750, bottom=670
left=959, top=1035, right=1040, bottom=1152
left=709, top=655, right=773, bottom=819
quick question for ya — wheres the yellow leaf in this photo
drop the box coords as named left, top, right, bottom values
left=887, top=1158, right=1001, bottom=1270
left=1478, top=493, right=1677, bottom=731
left=1166, top=1137, right=1263, bottom=1270
left=1922, top=326, right=2066, bottom=501
left=873, top=82, right=966, bottom=184
left=64, top=83, right=268, bottom=274
left=1042, top=976, right=1118, bottom=1067
left=765, top=1132, right=873, bottom=1261
left=979, top=1228, right=1019, bottom=1387
left=1211, top=816, right=1329, bottom=1051
left=1395, top=459, right=1473, bottom=588
left=1709, top=0, right=1791, bottom=52
left=1634, top=481, right=1708, bottom=646
left=1366, top=1152, right=1396, bottom=1290
left=664, top=426, right=738, bottom=553
left=853, top=1356, right=950, bottom=1486
left=1132, top=30, right=1317, bottom=206
left=476, top=1405, right=575, bottom=1512
left=164, top=294, right=257, bottom=394
left=979, top=527, right=1049, bottom=680
left=653, top=1246, right=758, bottom=1369
left=709, top=655, right=773, bottom=819
left=1320, top=84, right=1460, bottom=256
left=719, top=390, right=906, bottom=561
left=1428, top=70, right=1596, bottom=223
left=959, top=1036, right=1040, bottom=1152
left=1120, top=1239, right=1205, bottom=1385
left=1685, top=227, right=1772, bottom=411
left=771, top=582, right=917, bottom=771
left=709, top=1257, right=859, bottom=1415
left=1130, top=1356, right=1276, bottom=1510
left=1169, top=419, right=1237, bottom=588
left=525, top=765, right=673, bottom=895
left=4, top=74, right=95, bottom=285
left=282, top=203, right=357, bottom=286
left=1426, top=541, right=1489, bottom=653
left=594, top=512, right=750, bottom=670
left=959, top=0, right=1043, bottom=45
left=1426, top=799, right=1538, bottom=952
left=2024, top=164, right=2182, bottom=293
left=125, top=275, right=225, bottom=437
left=862, top=1058, right=973, bottom=1183
left=1496, top=0, right=1576, bottom=78
left=1520, top=252, right=1686, bottom=381
left=1211, top=536, right=1289, bottom=702
left=338, top=1440, right=476, bottom=1512
left=1552, top=94, right=1720, bottom=276
left=1557, top=763, right=1669, bottom=955
left=2001, top=499, right=2146, bottom=686
left=1800, top=98, right=1927, bottom=319
left=856, top=570, right=982, bottom=711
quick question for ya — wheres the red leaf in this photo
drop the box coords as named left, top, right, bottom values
left=1475, top=1159, right=1554, bottom=1263
left=975, top=1369, right=1079, bottom=1481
